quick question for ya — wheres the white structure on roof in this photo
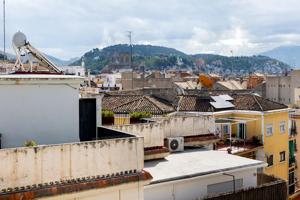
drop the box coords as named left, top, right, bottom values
left=144, top=150, right=266, bottom=200
left=0, top=74, right=83, bottom=148
left=62, top=66, right=85, bottom=76
left=210, top=95, right=235, bottom=109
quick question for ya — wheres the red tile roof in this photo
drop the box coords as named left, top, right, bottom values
left=102, top=95, right=175, bottom=115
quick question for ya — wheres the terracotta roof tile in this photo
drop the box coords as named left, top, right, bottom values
left=102, top=95, right=175, bottom=115
left=177, top=93, right=287, bottom=112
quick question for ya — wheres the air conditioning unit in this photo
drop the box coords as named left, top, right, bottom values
left=167, top=137, right=184, bottom=152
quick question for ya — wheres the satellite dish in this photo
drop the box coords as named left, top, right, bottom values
left=12, top=31, right=27, bottom=48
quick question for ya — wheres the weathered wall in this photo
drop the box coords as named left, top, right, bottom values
left=145, top=168, right=258, bottom=200
left=0, top=77, right=81, bottom=148
left=38, top=182, right=144, bottom=200
left=266, top=75, right=292, bottom=105
left=0, top=137, right=144, bottom=189
left=110, top=116, right=215, bottom=147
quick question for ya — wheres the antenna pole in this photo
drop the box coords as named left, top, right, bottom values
left=3, top=0, right=5, bottom=61
left=127, top=31, right=133, bottom=89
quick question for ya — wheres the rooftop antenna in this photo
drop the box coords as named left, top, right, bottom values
left=127, top=31, right=133, bottom=89
left=3, top=0, right=5, bottom=61
left=230, top=50, right=234, bottom=76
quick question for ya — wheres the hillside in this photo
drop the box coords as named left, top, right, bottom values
left=70, top=44, right=291, bottom=74
left=260, top=45, right=300, bottom=68
left=0, top=51, right=78, bottom=67
left=193, top=54, right=290, bottom=75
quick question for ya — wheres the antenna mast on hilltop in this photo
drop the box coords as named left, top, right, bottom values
left=3, top=0, right=5, bottom=61
left=127, top=31, right=133, bottom=89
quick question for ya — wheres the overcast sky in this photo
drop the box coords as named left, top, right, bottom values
left=2, top=0, right=300, bottom=59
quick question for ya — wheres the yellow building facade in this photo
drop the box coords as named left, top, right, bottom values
left=214, top=110, right=289, bottom=181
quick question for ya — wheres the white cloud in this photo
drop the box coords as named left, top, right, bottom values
left=2, top=0, right=300, bottom=59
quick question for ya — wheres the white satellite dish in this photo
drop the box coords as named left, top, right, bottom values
left=12, top=31, right=27, bottom=48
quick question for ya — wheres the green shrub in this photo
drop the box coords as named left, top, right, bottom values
left=102, top=110, right=114, bottom=118
left=130, top=112, right=152, bottom=119
left=24, top=140, right=38, bottom=147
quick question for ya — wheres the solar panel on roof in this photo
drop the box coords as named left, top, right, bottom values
left=210, top=95, right=235, bottom=109
left=210, top=101, right=234, bottom=109
left=219, top=94, right=233, bottom=101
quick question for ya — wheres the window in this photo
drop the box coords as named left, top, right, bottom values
left=222, top=124, right=230, bottom=135
left=280, top=151, right=286, bottom=162
left=280, top=121, right=285, bottom=134
left=266, top=124, right=273, bottom=136
left=267, top=155, right=273, bottom=167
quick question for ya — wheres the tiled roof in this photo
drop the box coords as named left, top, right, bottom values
left=177, top=93, right=288, bottom=112
left=231, top=93, right=288, bottom=111
left=102, top=95, right=175, bottom=114
left=177, top=95, right=215, bottom=112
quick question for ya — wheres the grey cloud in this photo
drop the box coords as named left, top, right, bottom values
left=2, top=0, right=300, bottom=59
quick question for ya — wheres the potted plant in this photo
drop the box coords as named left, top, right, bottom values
left=102, top=110, right=115, bottom=125
left=130, top=112, right=152, bottom=124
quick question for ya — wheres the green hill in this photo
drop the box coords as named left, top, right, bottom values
left=70, top=44, right=291, bottom=74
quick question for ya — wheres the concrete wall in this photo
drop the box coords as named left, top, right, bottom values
left=0, top=137, right=144, bottom=189
left=0, top=76, right=82, bottom=148
left=110, top=116, right=215, bottom=147
left=266, top=75, right=291, bottom=105
left=144, top=168, right=258, bottom=200
left=38, top=182, right=144, bottom=200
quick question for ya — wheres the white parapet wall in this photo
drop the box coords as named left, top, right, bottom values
left=0, top=137, right=144, bottom=189
left=109, top=116, right=215, bottom=147
left=0, top=74, right=83, bottom=148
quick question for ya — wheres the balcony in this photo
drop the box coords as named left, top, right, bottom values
left=204, top=173, right=287, bottom=200
left=216, top=136, right=263, bottom=157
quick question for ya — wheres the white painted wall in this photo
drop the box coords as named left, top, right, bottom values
left=0, top=75, right=82, bottom=148
left=0, top=137, right=144, bottom=189
left=38, top=182, right=145, bottom=200
left=145, top=168, right=258, bottom=200
left=109, top=116, right=215, bottom=148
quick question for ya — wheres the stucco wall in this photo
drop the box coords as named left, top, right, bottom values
left=0, top=137, right=144, bottom=189
left=38, top=182, right=144, bottom=200
left=263, top=111, right=289, bottom=181
left=144, top=168, right=258, bottom=200
left=110, top=116, right=215, bottom=147
left=0, top=80, right=80, bottom=148
left=266, top=75, right=292, bottom=105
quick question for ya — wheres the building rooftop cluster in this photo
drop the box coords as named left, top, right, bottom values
left=0, top=33, right=297, bottom=199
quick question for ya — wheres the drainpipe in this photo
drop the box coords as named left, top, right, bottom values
left=223, top=173, right=236, bottom=193
left=261, top=114, right=264, bottom=144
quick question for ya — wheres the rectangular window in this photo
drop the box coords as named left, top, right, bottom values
left=280, top=121, right=285, bottom=134
left=266, top=124, right=273, bottom=136
left=222, top=124, right=230, bottom=135
left=267, top=155, right=273, bottom=167
left=280, top=151, right=286, bottom=162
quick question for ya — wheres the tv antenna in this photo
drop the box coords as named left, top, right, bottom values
left=127, top=31, right=134, bottom=89
left=3, top=0, right=5, bottom=61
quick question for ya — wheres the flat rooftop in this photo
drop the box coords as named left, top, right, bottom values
left=144, top=149, right=266, bottom=184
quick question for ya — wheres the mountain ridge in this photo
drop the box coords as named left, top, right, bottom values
left=70, top=44, right=291, bottom=74
left=260, top=45, right=300, bottom=68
